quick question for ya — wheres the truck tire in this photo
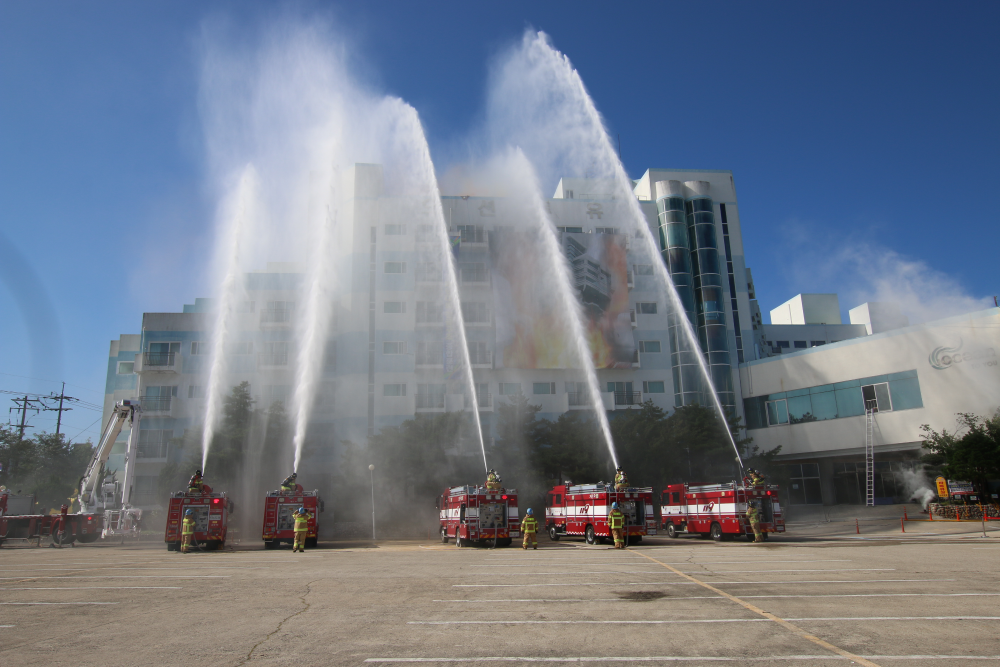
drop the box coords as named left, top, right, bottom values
left=548, top=525, right=560, bottom=541
left=666, top=523, right=678, bottom=539
left=710, top=523, right=723, bottom=541
left=455, top=536, right=465, bottom=548
left=630, top=535, right=642, bottom=544
left=585, top=525, right=597, bottom=545
left=440, top=527, right=448, bottom=544
left=497, top=538, right=512, bottom=547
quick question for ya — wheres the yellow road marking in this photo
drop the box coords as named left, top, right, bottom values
left=629, top=548, right=881, bottom=667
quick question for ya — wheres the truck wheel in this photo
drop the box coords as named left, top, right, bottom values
left=498, top=538, right=512, bottom=547
left=630, top=535, right=642, bottom=544
left=666, top=523, right=678, bottom=539
left=710, top=523, right=723, bottom=541
left=455, top=536, right=465, bottom=548
left=585, top=525, right=597, bottom=545
left=440, top=527, right=448, bottom=544
left=548, top=525, right=560, bottom=541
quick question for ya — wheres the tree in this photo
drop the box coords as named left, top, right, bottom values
left=0, top=426, right=93, bottom=511
left=921, top=410, right=1000, bottom=496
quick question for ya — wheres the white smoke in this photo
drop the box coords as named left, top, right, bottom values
left=901, top=468, right=936, bottom=509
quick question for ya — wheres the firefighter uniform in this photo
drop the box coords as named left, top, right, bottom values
left=188, top=470, right=203, bottom=494
left=614, top=469, right=629, bottom=492
left=608, top=506, right=626, bottom=548
left=521, top=512, right=538, bottom=549
left=181, top=512, right=196, bottom=553
left=486, top=469, right=501, bottom=492
left=292, top=508, right=311, bottom=552
left=747, top=504, right=763, bottom=543
left=281, top=473, right=297, bottom=493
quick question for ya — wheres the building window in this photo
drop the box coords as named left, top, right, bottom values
left=634, top=264, right=654, bottom=276
left=415, top=262, right=441, bottom=282
left=384, top=262, right=406, bottom=274
left=145, top=342, right=180, bottom=366
left=416, top=302, right=443, bottom=324
left=383, top=384, right=406, bottom=397
left=416, top=383, right=446, bottom=409
left=643, top=381, right=665, bottom=394
left=557, top=226, right=584, bottom=233
left=459, top=263, right=487, bottom=283
left=260, top=341, right=289, bottom=366
left=794, top=341, right=807, bottom=349
left=384, top=301, right=406, bottom=314
left=188, top=385, right=204, bottom=399
left=384, top=224, right=406, bottom=236
left=142, top=386, right=176, bottom=412
left=636, top=302, right=657, bottom=315
left=415, top=341, right=444, bottom=365
left=468, top=341, right=491, bottom=365
left=810, top=341, right=826, bottom=347
left=776, top=341, right=790, bottom=349
left=461, top=302, right=489, bottom=323
left=383, top=341, right=407, bottom=355
left=766, top=399, right=789, bottom=426
left=456, top=225, right=484, bottom=243
left=533, top=382, right=556, bottom=395
left=137, top=430, right=171, bottom=459
left=565, top=189, right=574, bottom=199
left=595, top=227, right=619, bottom=235
left=117, top=361, right=134, bottom=375
left=261, top=301, right=294, bottom=323
left=861, top=382, right=892, bottom=412
left=229, top=341, right=253, bottom=355
left=191, top=341, right=206, bottom=355
left=638, top=340, right=661, bottom=353
left=499, top=383, right=521, bottom=396
left=786, top=463, right=823, bottom=505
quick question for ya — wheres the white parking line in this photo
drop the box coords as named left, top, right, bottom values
left=0, top=602, right=120, bottom=605
left=455, top=578, right=953, bottom=587
left=433, top=593, right=1000, bottom=602
left=0, top=575, right=230, bottom=579
left=692, top=569, right=895, bottom=574
left=0, top=586, right=182, bottom=590
left=365, top=657, right=1000, bottom=663
left=409, top=616, right=1000, bottom=625
left=470, top=568, right=893, bottom=576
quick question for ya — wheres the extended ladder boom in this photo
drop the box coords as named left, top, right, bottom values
left=79, top=400, right=139, bottom=512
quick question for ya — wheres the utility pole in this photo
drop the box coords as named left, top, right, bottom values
left=44, top=383, right=74, bottom=436
left=10, top=396, right=40, bottom=440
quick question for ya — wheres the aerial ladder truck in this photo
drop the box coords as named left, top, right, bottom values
left=78, top=399, right=144, bottom=539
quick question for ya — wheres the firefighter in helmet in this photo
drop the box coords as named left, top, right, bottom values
left=614, top=467, right=629, bottom=492
left=521, top=508, right=538, bottom=550
left=181, top=509, right=196, bottom=553
left=188, top=469, right=203, bottom=494
left=609, top=502, right=626, bottom=548
left=281, top=472, right=298, bottom=493
left=747, top=500, right=763, bottom=543
left=291, top=506, right=312, bottom=552
left=747, top=468, right=765, bottom=486
left=485, top=469, right=501, bottom=492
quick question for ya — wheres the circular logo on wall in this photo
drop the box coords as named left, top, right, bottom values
left=929, top=341, right=962, bottom=370
left=928, top=338, right=997, bottom=370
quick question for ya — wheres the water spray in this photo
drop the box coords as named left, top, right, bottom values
left=524, top=33, right=743, bottom=469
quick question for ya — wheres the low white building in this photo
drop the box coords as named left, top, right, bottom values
left=739, top=307, right=1000, bottom=505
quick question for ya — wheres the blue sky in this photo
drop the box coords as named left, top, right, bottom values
left=1, top=1, right=997, bottom=442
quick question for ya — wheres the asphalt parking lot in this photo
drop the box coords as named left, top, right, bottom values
left=2, top=519, right=999, bottom=666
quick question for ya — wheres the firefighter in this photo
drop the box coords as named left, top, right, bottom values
left=747, top=468, right=765, bottom=486
left=281, top=472, right=297, bottom=493
left=291, top=506, right=312, bottom=552
left=609, top=502, right=626, bottom=548
left=521, top=508, right=538, bottom=550
left=486, top=469, right=501, bottom=491
left=181, top=509, right=196, bottom=553
left=614, top=467, right=629, bottom=491
left=747, top=500, right=763, bottom=543
left=188, top=469, right=203, bottom=494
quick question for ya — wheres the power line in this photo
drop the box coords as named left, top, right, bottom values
left=68, top=416, right=103, bottom=444
left=0, top=371, right=104, bottom=397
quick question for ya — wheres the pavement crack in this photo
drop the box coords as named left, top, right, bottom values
left=238, top=579, right=317, bottom=664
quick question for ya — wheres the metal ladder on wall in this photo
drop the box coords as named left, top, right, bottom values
left=864, top=401, right=876, bottom=507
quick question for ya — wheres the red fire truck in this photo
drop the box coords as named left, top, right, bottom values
left=545, top=483, right=657, bottom=544
left=437, top=485, right=519, bottom=547
left=164, top=484, right=232, bottom=551
left=661, top=481, right=785, bottom=541
left=0, top=491, right=102, bottom=547
left=261, top=484, right=323, bottom=549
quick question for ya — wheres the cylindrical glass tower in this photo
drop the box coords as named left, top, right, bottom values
left=655, top=179, right=735, bottom=411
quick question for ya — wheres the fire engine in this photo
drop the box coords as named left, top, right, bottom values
left=164, top=484, right=232, bottom=551
left=261, top=484, right=323, bottom=549
left=661, top=480, right=785, bottom=541
left=0, top=490, right=101, bottom=547
left=437, top=485, right=519, bottom=547
left=545, top=483, right=657, bottom=544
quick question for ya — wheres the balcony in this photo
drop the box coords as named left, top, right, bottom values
left=567, top=392, right=591, bottom=408
left=632, top=349, right=640, bottom=368
left=614, top=390, right=643, bottom=407
left=142, top=352, right=176, bottom=370
left=629, top=309, right=637, bottom=328
left=141, top=396, right=172, bottom=413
